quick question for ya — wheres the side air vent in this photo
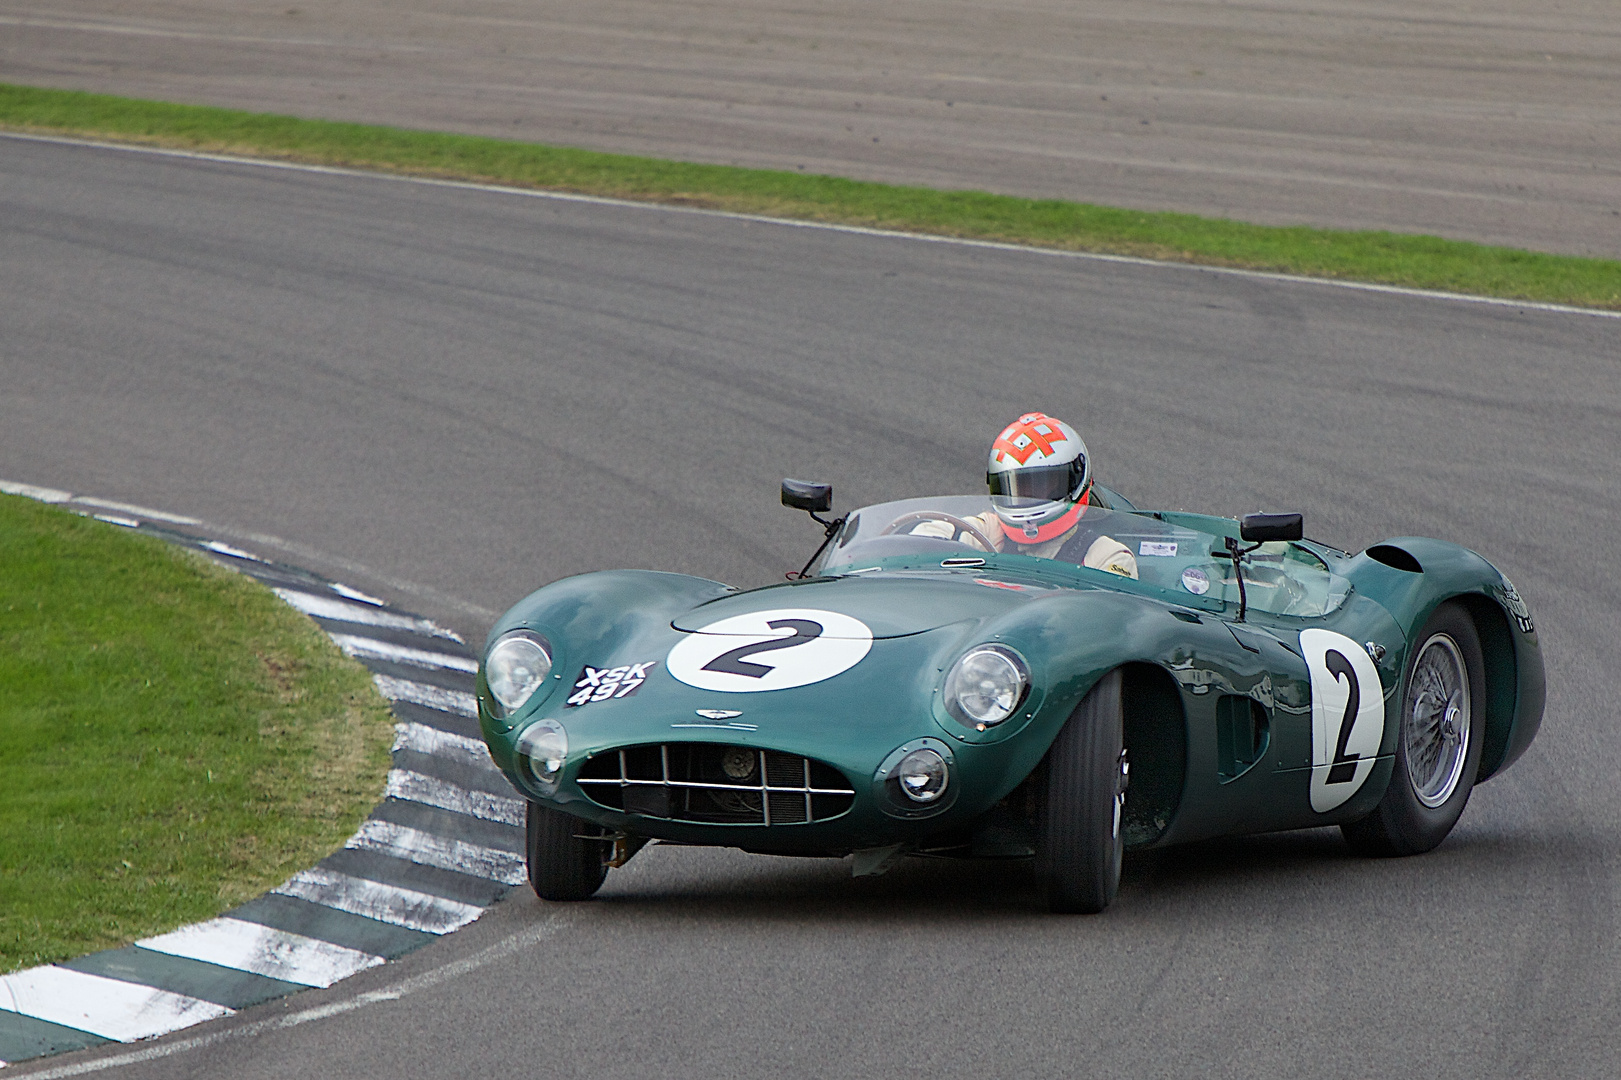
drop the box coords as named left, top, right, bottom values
left=1366, top=544, right=1423, bottom=573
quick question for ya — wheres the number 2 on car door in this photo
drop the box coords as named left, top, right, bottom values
left=1299, top=629, right=1385, bottom=812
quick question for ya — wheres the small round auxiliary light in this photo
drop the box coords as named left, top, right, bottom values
left=722, top=747, right=757, bottom=780
left=895, top=747, right=949, bottom=803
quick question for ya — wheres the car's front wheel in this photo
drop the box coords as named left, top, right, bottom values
left=1342, top=601, right=1486, bottom=856
left=525, top=801, right=609, bottom=901
left=1036, top=668, right=1127, bottom=914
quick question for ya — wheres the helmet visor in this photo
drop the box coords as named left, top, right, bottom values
left=987, top=460, right=1085, bottom=508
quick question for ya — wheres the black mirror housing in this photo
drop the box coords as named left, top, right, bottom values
left=782, top=479, right=833, bottom=514
left=1240, top=512, right=1304, bottom=543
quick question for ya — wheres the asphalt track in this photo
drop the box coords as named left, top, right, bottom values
left=2, top=0, right=1619, bottom=258
left=3, top=137, right=1620, bottom=1078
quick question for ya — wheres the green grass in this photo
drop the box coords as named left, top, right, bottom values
left=0, top=495, right=394, bottom=972
left=3, top=83, right=1618, bottom=310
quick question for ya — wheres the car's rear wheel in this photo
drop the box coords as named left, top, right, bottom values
left=525, top=801, right=609, bottom=901
left=1036, top=668, right=1127, bottom=914
left=1342, top=601, right=1486, bottom=856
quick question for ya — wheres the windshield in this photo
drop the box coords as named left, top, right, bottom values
left=817, top=495, right=1349, bottom=618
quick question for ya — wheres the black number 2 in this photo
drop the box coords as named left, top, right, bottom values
left=1324, top=650, right=1361, bottom=784
left=702, top=619, right=824, bottom=678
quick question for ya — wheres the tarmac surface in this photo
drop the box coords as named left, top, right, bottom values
left=1, top=0, right=1619, bottom=257
left=3, top=137, right=1619, bottom=1078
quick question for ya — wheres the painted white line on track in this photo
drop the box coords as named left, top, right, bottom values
left=19, top=916, right=570, bottom=1079
left=347, top=820, right=526, bottom=886
left=136, top=918, right=384, bottom=989
left=0, top=481, right=72, bottom=503
left=372, top=674, right=477, bottom=717
left=271, top=588, right=464, bottom=642
left=201, top=540, right=262, bottom=562
left=332, top=633, right=476, bottom=673
left=329, top=582, right=385, bottom=606
left=273, top=868, right=484, bottom=935
left=384, top=769, right=525, bottom=826
left=90, top=514, right=139, bottom=529
left=68, top=497, right=200, bottom=526
left=0, top=968, right=231, bottom=1042
left=4, top=131, right=1618, bottom=322
left=391, top=722, right=496, bottom=770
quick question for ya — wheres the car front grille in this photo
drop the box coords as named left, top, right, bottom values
left=576, top=743, right=856, bottom=825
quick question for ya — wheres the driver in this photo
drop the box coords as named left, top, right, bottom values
left=911, top=412, right=1138, bottom=578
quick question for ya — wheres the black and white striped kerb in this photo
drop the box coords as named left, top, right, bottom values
left=0, top=482, right=522, bottom=1068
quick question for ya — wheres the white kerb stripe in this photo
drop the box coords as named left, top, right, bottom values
left=391, top=722, right=496, bottom=771
left=372, top=675, right=476, bottom=717
left=384, top=769, right=525, bottom=826
left=70, top=497, right=200, bottom=525
left=273, top=868, right=484, bottom=935
left=331, top=633, right=476, bottom=673
left=330, top=582, right=385, bottom=606
left=0, top=480, right=72, bottom=503
left=348, top=820, right=525, bottom=886
left=271, top=588, right=464, bottom=643
left=0, top=967, right=231, bottom=1042
left=137, top=918, right=383, bottom=989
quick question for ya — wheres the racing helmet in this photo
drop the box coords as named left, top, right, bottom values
left=987, top=412, right=1092, bottom=545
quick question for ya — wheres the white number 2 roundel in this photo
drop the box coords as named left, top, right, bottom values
left=1299, top=628, right=1386, bottom=813
left=666, top=608, right=873, bottom=693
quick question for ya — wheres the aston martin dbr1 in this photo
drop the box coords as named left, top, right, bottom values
left=476, top=481, right=1543, bottom=913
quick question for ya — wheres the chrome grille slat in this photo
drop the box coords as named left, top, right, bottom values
left=576, top=742, right=856, bottom=825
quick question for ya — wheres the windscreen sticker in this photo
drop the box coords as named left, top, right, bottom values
left=666, top=608, right=873, bottom=693
left=1300, top=628, right=1386, bottom=812
left=1140, top=541, right=1178, bottom=557
left=566, top=661, right=657, bottom=706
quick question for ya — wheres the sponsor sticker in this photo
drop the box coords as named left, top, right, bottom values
left=566, top=661, right=657, bottom=707
left=1140, top=541, right=1178, bottom=557
left=1180, top=566, right=1211, bottom=595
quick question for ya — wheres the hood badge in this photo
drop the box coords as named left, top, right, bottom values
left=674, top=708, right=757, bottom=731
left=695, top=709, right=743, bottom=720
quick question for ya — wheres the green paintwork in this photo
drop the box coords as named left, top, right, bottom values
left=478, top=489, right=1544, bottom=858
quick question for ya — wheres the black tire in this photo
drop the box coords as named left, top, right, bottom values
left=1036, top=669, right=1127, bottom=914
left=1342, top=602, right=1486, bottom=857
left=525, top=801, right=609, bottom=901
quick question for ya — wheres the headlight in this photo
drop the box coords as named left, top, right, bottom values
left=516, top=718, right=567, bottom=792
left=894, top=747, right=949, bottom=803
left=944, top=645, right=1029, bottom=729
left=485, top=630, right=553, bottom=716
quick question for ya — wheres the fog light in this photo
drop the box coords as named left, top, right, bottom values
left=895, top=748, right=948, bottom=803
left=516, top=718, right=567, bottom=793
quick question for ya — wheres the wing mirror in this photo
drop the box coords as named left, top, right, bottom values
left=781, top=479, right=844, bottom=580
left=781, top=479, right=833, bottom=513
left=1239, top=512, right=1304, bottom=544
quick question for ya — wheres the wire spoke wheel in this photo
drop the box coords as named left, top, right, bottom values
left=1403, top=633, right=1471, bottom=808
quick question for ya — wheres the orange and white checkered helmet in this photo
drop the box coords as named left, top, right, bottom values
left=986, top=412, right=1092, bottom=545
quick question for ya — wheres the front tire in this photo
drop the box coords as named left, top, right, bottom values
left=1036, top=669, right=1127, bottom=914
left=526, top=801, right=608, bottom=901
left=1342, top=602, right=1486, bottom=856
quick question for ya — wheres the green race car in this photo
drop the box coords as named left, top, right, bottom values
left=476, top=481, right=1543, bottom=913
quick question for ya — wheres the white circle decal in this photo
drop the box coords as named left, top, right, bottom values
left=666, top=608, right=873, bottom=693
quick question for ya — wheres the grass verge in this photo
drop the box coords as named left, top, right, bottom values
left=0, top=494, right=393, bottom=972
left=2, top=83, right=1618, bottom=311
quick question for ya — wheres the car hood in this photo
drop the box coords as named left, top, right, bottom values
left=670, top=572, right=1040, bottom=638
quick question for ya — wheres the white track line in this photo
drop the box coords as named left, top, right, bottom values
left=391, top=722, right=496, bottom=770
left=371, top=674, right=476, bottom=717
left=347, top=820, right=526, bottom=886
left=329, top=582, right=385, bottom=606
left=136, top=918, right=383, bottom=989
left=69, top=497, right=200, bottom=526
left=273, top=869, right=483, bottom=935
left=4, top=130, right=1617, bottom=322
left=384, top=769, right=525, bottom=826
left=0, top=480, right=72, bottom=503
left=0, top=968, right=230, bottom=1042
left=271, top=588, right=464, bottom=643
left=331, top=633, right=476, bottom=673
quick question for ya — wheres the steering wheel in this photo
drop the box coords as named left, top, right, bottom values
left=879, top=511, right=999, bottom=554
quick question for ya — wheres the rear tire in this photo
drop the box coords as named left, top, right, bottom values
left=1036, top=669, right=1127, bottom=914
left=526, top=801, right=609, bottom=901
left=1342, top=602, right=1486, bottom=857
